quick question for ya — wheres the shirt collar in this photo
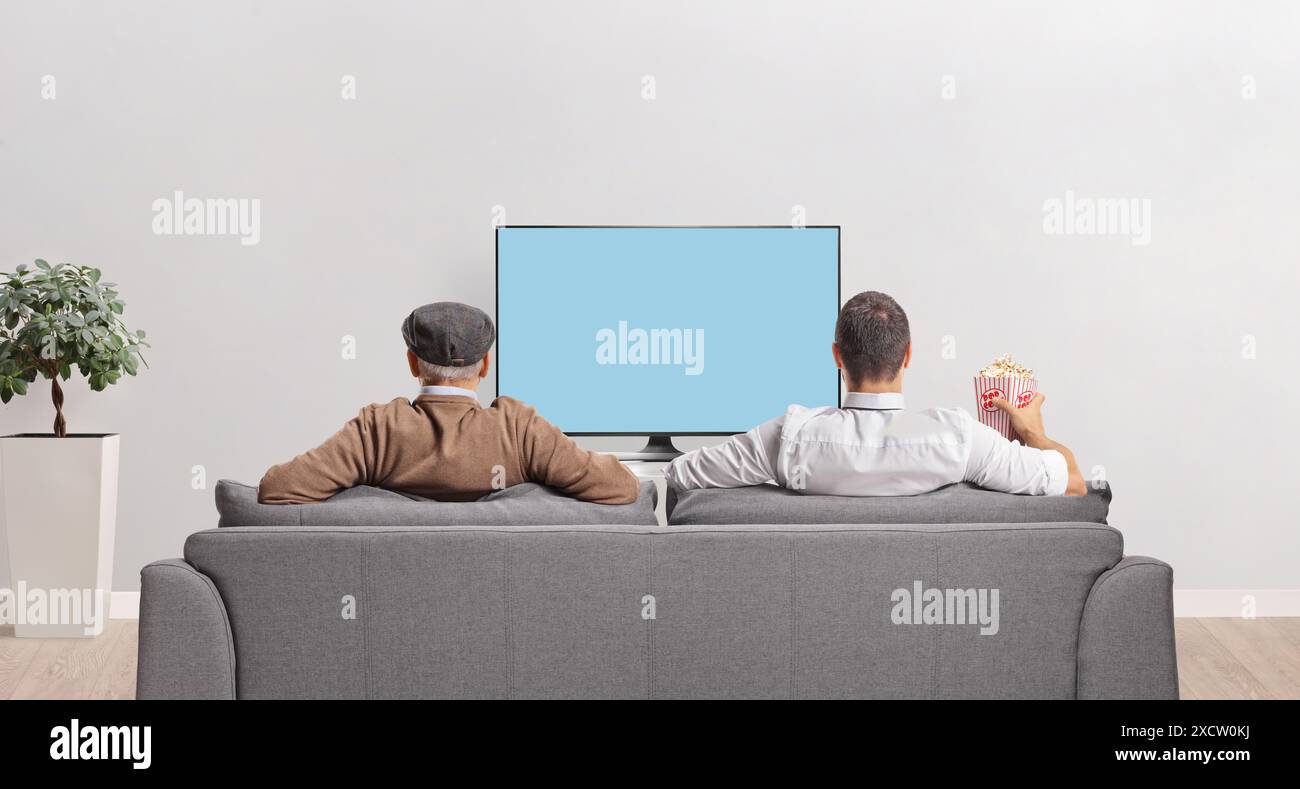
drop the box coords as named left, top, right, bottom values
left=417, top=385, right=480, bottom=402
left=843, top=391, right=905, bottom=410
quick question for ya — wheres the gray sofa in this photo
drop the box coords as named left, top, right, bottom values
left=136, top=480, right=1177, bottom=699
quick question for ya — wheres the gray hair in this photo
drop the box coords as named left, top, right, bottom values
left=835, top=291, right=911, bottom=384
left=417, top=358, right=480, bottom=384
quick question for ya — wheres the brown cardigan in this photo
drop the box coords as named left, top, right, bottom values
left=257, top=394, right=639, bottom=505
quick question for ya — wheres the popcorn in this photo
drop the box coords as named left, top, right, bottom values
left=976, top=354, right=1034, bottom=379
left=972, top=355, right=1038, bottom=442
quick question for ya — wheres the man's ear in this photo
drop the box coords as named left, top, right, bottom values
left=478, top=352, right=491, bottom=381
left=902, top=342, right=913, bottom=370
left=407, top=350, right=421, bottom=379
left=832, top=342, right=844, bottom=370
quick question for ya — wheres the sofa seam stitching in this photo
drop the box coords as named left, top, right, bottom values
left=647, top=535, right=654, bottom=700
left=198, top=524, right=1120, bottom=537
left=790, top=535, right=797, bottom=700
left=931, top=537, right=940, bottom=699
left=505, top=537, right=514, bottom=700
left=363, top=536, right=372, bottom=700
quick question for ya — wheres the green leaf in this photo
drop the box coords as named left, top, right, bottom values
left=0, top=261, right=147, bottom=390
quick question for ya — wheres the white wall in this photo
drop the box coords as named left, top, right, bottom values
left=1, top=0, right=1297, bottom=597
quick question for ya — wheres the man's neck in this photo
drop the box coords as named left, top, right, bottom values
left=847, top=377, right=903, bottom=394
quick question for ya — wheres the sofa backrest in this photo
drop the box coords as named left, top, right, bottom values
left=184, top=521, right=1122, bottom=699
left=214, top=479, right=659, bottom=527
left=667, top=481, right=1112, bottom=525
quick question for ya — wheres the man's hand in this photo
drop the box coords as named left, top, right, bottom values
left=990, top=392, right=1087, bottom=496
left=991, top=392, right=1047, bottom=444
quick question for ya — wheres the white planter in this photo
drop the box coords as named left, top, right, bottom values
left=0, top=434, right=119, bottom=638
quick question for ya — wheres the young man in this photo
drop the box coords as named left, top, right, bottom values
left=258, top=301, right=639, bottom=504
left=665, top=291, right=1087, bottom=497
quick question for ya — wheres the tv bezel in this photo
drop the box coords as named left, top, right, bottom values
left=494, top=224, right=843, bottom=437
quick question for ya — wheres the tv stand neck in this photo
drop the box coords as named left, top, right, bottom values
left=615, top=434, right=683, bottom=462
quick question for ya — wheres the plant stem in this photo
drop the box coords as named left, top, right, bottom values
left=51, top=375, right=67, bottom=437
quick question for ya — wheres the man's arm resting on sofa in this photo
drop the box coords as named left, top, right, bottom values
left=990, top=393, right=1087, bottom=496
left=664, top=416, right=782, bottom=490
left=258, top=410, right=373, bottom=503
left=516, top=405, right=641, bottom=504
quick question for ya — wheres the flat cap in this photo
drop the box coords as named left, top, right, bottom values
left=401, top=302, right=495, bottom=367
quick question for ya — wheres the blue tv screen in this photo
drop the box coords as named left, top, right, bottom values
left=496, top=226, right=840, bottom=434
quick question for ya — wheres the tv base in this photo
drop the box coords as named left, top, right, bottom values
left=614, top=435, right=684, bottom=462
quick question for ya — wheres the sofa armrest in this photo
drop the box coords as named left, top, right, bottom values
left=136, top=559, right=237, bottom=699
left=1077, top=556, right=1179, bottom=699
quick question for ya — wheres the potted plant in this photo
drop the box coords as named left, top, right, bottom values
left=0, top=260, right=147, bottom=637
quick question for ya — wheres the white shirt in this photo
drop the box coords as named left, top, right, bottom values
left=664, top=392, right=1068, bottom=497
left=418, top=385, right=479, bottom=400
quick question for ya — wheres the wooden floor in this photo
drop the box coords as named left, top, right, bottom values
left=1176, top=618, right=1300, bottom=699
left=1, top=620, right=138, bottom=700
left=1, top=618, right=1298, bottom=699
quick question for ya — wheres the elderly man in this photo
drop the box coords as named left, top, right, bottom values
left=258, top=302, right=639, bottom=504
left=665, top=291, right=1087, bottom=497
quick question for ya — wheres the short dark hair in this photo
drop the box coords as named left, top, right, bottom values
left=835, top=291, right=910, bottom=384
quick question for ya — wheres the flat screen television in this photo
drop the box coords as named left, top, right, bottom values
left=496, top=225, right=841, bottom=458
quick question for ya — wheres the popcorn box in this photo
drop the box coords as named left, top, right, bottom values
left=973, top=375, right=1037, bottom=442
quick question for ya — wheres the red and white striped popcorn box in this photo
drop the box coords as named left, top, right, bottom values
left=973, top=376, right=1038, bottom=442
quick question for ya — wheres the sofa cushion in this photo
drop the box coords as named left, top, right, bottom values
left=666, top=481, right=1111, bottom=526
left=215, top=480, right=659, bottom=527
